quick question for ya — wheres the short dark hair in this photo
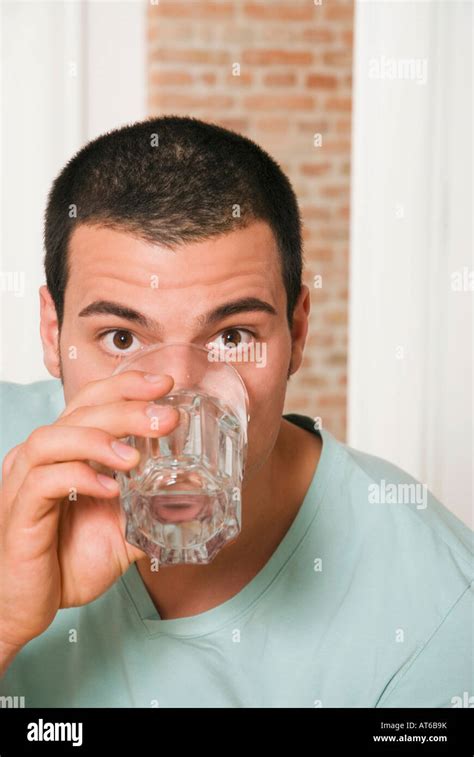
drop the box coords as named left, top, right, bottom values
left=44, top=115, right=303, bottom=330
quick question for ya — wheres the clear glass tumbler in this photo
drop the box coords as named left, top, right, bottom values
left=112, top=342, right=249, bottom=567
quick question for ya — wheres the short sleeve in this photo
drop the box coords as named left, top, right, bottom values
left=377, top=581, right=474, bottom=707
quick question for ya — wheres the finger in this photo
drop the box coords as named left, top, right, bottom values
left=2, top=426, right=143, bottom=512
left=55, top=399, right=181, bottom=440
left=58, top=371, right=175, bottom=420
left=1, top=443, right=24, bottom=482
left=8, top=460, right=120, bottom=531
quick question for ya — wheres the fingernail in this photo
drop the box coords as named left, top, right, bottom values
left=143, top=373, right=163, bottom=382
left=111, top=440, right=138, bottom=460
left=145, top=403, right=176, bottom=420
left=97, top=473, right=119, bottom=491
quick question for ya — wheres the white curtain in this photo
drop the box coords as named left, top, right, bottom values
left=1, top=0, right=146, bottom=384
left=348, top=0, right=473, bottom=527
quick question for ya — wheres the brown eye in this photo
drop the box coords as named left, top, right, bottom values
left=222, top=329, right=241, bottom=347
left=205, top=328, right=255, bottom=353
left=113, top=330, right=134, bottom=350
left=100, top=329, right=141, bottom=355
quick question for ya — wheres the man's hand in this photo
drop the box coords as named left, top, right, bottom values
left=0, top=370, right=179, bottom=662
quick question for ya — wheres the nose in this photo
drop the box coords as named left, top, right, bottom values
left=144, top=341, right=209, bottom=391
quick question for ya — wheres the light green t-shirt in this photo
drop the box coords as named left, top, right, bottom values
left=0, top=379, right=472, bottom=708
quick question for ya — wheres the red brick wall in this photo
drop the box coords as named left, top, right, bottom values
left=147, top=0, right=353, bottom=442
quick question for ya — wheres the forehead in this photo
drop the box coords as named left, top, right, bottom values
left=66, top=220, right=283, bottom=302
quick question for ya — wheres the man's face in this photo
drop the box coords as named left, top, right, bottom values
left=40, top=219, right=310, bottom=482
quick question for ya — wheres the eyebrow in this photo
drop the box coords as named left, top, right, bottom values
left=78, top=297, right=278, bottom=336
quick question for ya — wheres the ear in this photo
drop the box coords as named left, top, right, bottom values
left=288, top=284, right=311, bottom=378
left=39, top=285, right=61, bottom=378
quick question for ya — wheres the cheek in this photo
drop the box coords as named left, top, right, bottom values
left=237, top=338, right=290, bottom=418
left=238, top=358, right=289, bottom=477
left=59, top=328, right=118, bottom=403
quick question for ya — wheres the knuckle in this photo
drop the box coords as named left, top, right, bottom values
left=58, top=405, right=87, bottom=425
left=90, top=428, right=113, bottom=449
left=23, top=426, right=49, bottom=461
left=2, top=443, right=23, bottom=480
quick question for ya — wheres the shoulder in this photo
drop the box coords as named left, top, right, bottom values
left=0, top=379, right=65, bottom=465
left=320, top=429, right=473, bottom=576
left=376, top=580, right=474, bottom=707
left=319, top=432, right=474, bottom=707
left=335, top=436, right=473, bottom=576
left=320, top=431, right=473, bottom=706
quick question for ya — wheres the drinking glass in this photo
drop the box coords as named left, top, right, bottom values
left=112, top=342, right=249, bottom=567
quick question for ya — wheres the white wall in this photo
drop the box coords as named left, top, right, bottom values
left=348, top=0, right=473, bottom=527
left=0, top=0, right=146, bottom=383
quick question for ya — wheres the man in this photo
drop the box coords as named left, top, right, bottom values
left=0, top=116, right=472, bottom=708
